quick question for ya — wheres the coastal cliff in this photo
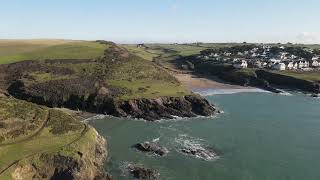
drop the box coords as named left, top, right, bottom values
left=0, top=95, right=111, bottom=180
left=255, top=70, right=320, bottom=93
left=7, top=80, right=216, bottom=121
left=0, top=41, right=217, bottom=121
left=11, top=128, right=111, bottom=180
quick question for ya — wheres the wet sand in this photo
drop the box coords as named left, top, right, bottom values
left=174, top=73, right=252, bottom=90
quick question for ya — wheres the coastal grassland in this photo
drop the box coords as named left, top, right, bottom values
left=271, top=71, right=320, bottom=82
left=151, top=44, right=207, bottom=56
left=121, top=45, right=160, bottom=61
left=0, top=97, right=48, bottom=144
left=0, top=40, right=106, bottom=64
left=27, top=72, right=75, bottom=83
left=122, top=44, right=206, bottom=63
left=102, top=54, right=192, bottom=100
left=0, top=128, right=83, bottom=178
left=0, top=97, right=89, bottom=179
left=0, top=39, right=75, bottom=56
left=108, top=80, right=189, bottom=100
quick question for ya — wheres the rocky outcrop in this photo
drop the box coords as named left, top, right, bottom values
left=133, top=141, right=169, bottom=156
left=180, top=147, right=219, bottom=161
left=126, top=163, right=158, bottom=180
left=11, top=129, right=112, bottom=180
left=115, top=95, right=216, bottom=121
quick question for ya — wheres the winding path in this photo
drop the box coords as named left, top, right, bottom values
left=0, top=112, right=89, bottom=177
left=0, top=110, right=49, bottom=147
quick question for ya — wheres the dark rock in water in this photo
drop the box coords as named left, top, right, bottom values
left=127, top=163, right=158, bottom=180
left=180, top=147, right=218, bottom=161
left=116, top=95, right=217, bottom=121
left=311, top=94, right=319, bottom=98
left=133, top=141, right=169, bottom=156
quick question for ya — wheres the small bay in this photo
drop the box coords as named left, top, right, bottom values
left=89, top=92, right=320, bottom=180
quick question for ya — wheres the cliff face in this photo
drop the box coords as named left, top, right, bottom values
left=7, top=80, right=216, bottom=121
left=11, top=128, right=112, bottom=180
left=0, top=96, right=111, bottom=180
left=255, top=70, right=320, bottom=93
left=115, top=95, right=216, bottom=121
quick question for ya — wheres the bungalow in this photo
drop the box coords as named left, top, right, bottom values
left=233, top=60, right=248, bottom=69
left=272, top=63, right=286, bottom=71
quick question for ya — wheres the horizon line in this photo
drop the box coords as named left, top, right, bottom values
left=0, top=38, right=319, bottom=45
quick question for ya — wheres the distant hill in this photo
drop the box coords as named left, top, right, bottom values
left=0, top=39, right=106, bottom=64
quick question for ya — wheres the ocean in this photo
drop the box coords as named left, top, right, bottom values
left=89, top=91, right=320, bottom=180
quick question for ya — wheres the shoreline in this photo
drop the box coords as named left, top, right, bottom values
left=172, top=72, right=267, bottom=95
left=192, top=88, right=268, bottom=96
left=173, top=72, right=252, bottom=90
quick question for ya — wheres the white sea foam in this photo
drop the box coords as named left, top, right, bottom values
left=152, top=137, right=161, bottom=142
left=193, top=88, right=268, bottom=96
left=174, top=134, right=219, bottom=161
left=82, top=114, right=111, bottom=122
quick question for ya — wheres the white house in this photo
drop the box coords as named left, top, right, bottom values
left=298, top=61, right=309, bottom=69
left=311, top=60, right=320, bottom=67
left=272, top=63, right=286, bottom=71
left=286, top=61, right=298, bottom=70
left=280, top=52, right=288, bottom=60
left=269, top=58, right=281, bottom=64
left=237, top=52, right=244, bottom=56
left=233, top=60, right=248, bottom=69
left=290, top=55, right=297, bottom=60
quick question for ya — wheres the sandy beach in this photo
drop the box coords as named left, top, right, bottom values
left=173, top=73, right=252, bottom=90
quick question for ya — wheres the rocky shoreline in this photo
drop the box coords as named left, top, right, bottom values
left=5, top=78, right=217, bottom=121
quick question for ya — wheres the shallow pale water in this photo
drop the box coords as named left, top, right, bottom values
left=89, top=92, right=320, bottom=180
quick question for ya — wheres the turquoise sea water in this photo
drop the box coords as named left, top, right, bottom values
left=89, top=92, right=320, bottom=180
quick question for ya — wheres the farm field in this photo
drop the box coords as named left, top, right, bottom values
left=0, top=39, right=106, bottom=64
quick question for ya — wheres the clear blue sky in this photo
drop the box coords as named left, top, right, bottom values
left=1, top=0, right=319, bottom=43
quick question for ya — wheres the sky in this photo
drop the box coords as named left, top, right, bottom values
left=0, top=0, right=320, bottom=44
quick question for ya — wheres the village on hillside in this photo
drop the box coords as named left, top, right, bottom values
left=199, top=45, right=320, bottom=71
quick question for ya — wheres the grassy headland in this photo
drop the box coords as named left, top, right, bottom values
left=0, top=95, right=105, bottom=179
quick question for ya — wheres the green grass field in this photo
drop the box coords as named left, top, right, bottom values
left=121, top=45, right=160, bottom=61
left=0, top=96, right=92, bottom=179
left=0, top=40, right=106, bottom=64
left=272, top=71, right=320, bottom=82
left=109, top=79, right=189, bottom=100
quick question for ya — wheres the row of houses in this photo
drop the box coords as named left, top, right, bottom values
left=233, top=59, right=320, bottom=71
